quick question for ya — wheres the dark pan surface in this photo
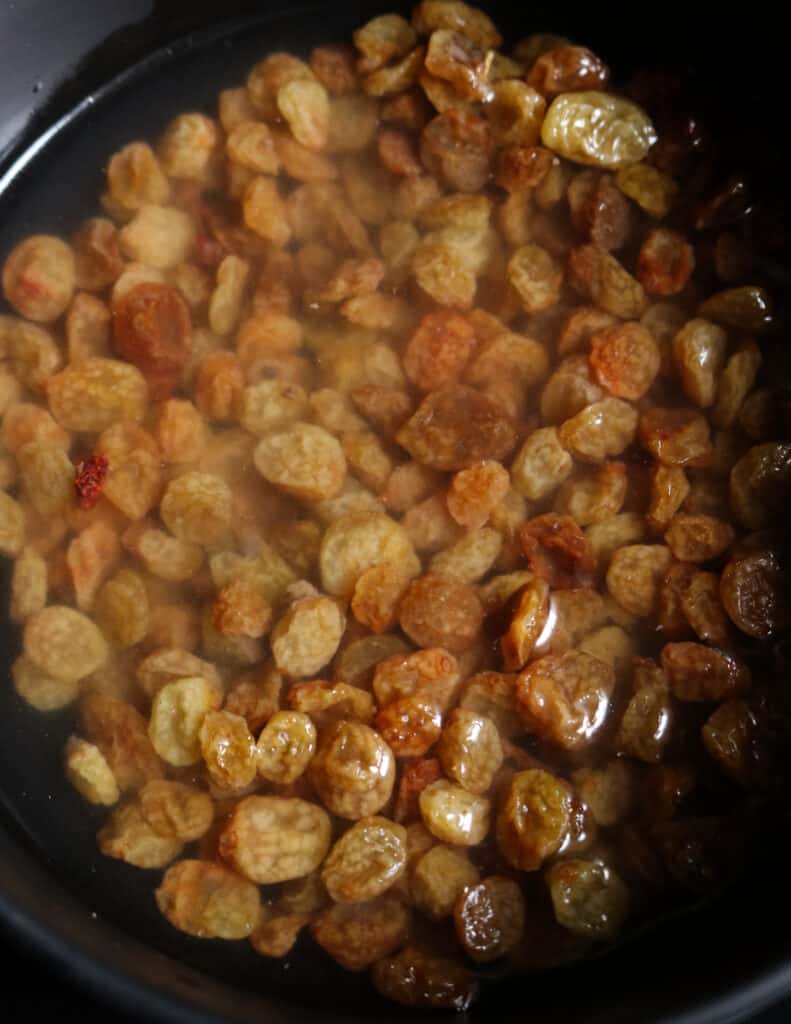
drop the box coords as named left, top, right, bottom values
left=1, top=3, right=791, bottom=1021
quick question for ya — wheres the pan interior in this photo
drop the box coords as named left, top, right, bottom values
left=1, top=4, right=790, bottom=1022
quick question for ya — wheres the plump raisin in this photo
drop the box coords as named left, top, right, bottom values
left=639, top=407, right=711, bottom=466
left=720, top=549, right=784, bottom=640
left=321, top=816, right=407, bottom=902
left=497, top=769, right=573, bottom=871
left=589, top=322, right=660, bottom=400
left=421, top=109, right=495, bottom=192
left=372, top=945, right=477, bottom=1011
left=113, top=282, right=192, bottom=400
left=419, top=779, right=490, bottom=846
left=541, top=92, right=656, bottom=169
left=546, top=859, right=629, bottom=939
left=661, top=642, right=751, bottom=702
left=637, top=228, right=694, bottom=296
left=437, top=708, right=503, bottom=794
left=519, top=514, right=596, bottom=590
left=516, top=651, right=615, bottom=750
left=309, top=720, right=395, bottom=820
left=398, top=572, right=484, bottom=653
left=396, top=385, right=517, bottom=471
left=454, top=875, right=525, bottom=962
left=402, top=310, right=477, bottom=392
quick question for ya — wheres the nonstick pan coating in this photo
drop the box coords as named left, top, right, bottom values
left=1, top=3, right=791, bottom=1021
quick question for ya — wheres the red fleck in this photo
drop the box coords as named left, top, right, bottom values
left=74, top=455, right=109, bottom=509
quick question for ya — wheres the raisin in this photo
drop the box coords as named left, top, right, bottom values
left=113, top=282, right=192, bottom=399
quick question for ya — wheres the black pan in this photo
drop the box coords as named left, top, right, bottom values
left=1, top=2, right=791, bottom=1021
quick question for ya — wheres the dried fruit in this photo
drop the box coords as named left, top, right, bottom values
left=559, top=397, right=638, bottom=463
left=616, top=659, right=672, bottom=763
left=607, top=544, right=672, bottom=618
left=454, top=876, right=525, bottom=961
left=572, top=760, right=634, bottom=827
left=0, top=9, right=787, bottom=1007
left=661, top=642, right=751, bottom=702
left=511, top=427, right=573, bottom=501
left=220, top=795, right=331, bottom=883
left=712, top=344, right=762, bottom=430
left=397, top=385, right=517, bottom=471
left=310, top=720, right=396, bottom=819
left=702, top=699, right=761, bottom=788
left=12, top=652, right=78, bottom=710
left=398, top=572, right=485, bottom=653
left=402, top=310, right=476, bottom=392
left=546, top=859, right=629, bottom=939
left=99, top=799, right=183, bottom=869
left=372, top=648, right=460, bottom=709
left=419, top=779, right=490, bottom=845
left=519, top=514, right=596, bottom=590
left=160, top=471, right=232, bottom=548
left=569, top=244, right=646, bottom=319
left=438, top=708, right=503, bottom=794
left=698, top=286, right=773, bottom=334
left=424, top=29, right=491, bottom=101
left=47, top=357, right=148, bottom=433
left=257, top=710, right=317, bottom=784
left=638, top=228, right=694, bottom=296
left=322, top=816, right=407, bottom=901
left=2, top=235, right=76, bottom=322
left=2, top=498, right=34, bottom=563
left=149, top=676, right=222, bottom=767
left=516, top=651, right=615, bottom=749
left=271, top=596, right=345, bottom=678
left=615, top=163, right=677, bottom=218
left=200, top=710, right=258, bottom=790
left=720, top=549, right=783, bottom=640
left=639, top=406, right=711, bottom=466
left=486, top=81, right=546, bottom=146
left=672, top=319, right=727, bottom=409
left=372, top=945, right=477, bottom=1011
left=72, top=217, right=124, bottom=291
left=420, top=109, right=495, bottom=192
left=429, top=527, right=502, bottom=582
left=254, top=422, right=346, bottom=502
left=501, top=577, right=550, bottom=670
left=497, top=769, right=573, bottom=871
left=113, top=282, right=192, bottom=400
left=312, top=896, right=410, bottom=971
left=508, top=244, right=563, bottom=313
left=393, top=758, right=444, bottom=824
left=9, top=545, right=47, bottom=624
left=664, top=514, right=734, bottom=563
left=528, top=46, right=609, bottom=96
left=568, top=171, right=632, bottom=251
left=24, top=605, right=107, bottom=683
left=123, top=783, right=205, bottom=852
left=377, top=694, right=443, bottom=758
left=589, top=322, right=660, bottom=400
left=319, top=511, right=420, bottom=598
left=541, top=91, right=656, bottom=168
left=65, top=736, right=119, bottom=806
left=729, top=443, right=791, bottom=531
left=156, top=860, right=260, bottom=939
left=80, top=693, right=163, bottom=790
